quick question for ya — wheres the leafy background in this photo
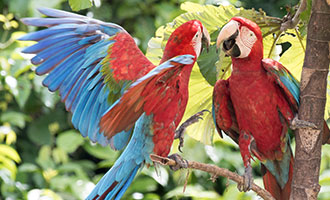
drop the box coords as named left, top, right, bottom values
left=0, top=0, right=329, bottom=200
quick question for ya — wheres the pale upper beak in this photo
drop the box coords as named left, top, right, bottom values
left=202, top=26, right=211, bottom=52
left=216, top=20, right=240, bottom=51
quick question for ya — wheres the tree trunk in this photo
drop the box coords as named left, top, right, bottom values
left=290, top=0, right=330, bottom=199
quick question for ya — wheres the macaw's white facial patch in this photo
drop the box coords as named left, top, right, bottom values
left=192, top=26, right=202, bottom=57
left=235, top=26, right=257, bottom=58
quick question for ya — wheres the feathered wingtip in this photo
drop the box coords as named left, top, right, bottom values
left=37, top=7, right=88, bottom=18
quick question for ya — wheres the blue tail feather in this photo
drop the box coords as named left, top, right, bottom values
left=87, top=114, right=154, bottom=199
left=263, top=142, right=292, bottom=189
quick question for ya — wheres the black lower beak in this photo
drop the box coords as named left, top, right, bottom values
left=223, top=39, right=235, bottom=51
left=222, top=30, right=240, bottom=57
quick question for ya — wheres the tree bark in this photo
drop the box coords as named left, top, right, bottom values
left=290, top=0, right=330, bottom=199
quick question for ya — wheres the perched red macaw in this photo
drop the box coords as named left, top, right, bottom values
left=213, top=16, right=330, bottom=200
left=213, top=17, right=297, bottom=200
left=20, top=7, right=210, bottom=199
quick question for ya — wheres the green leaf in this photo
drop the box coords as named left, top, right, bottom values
left=57, top=161, right=92, bottom=179
left=165, top=185, right=220, bottom=199
left=18, top=163, right=39, bottom=173
left=0, top=111, right=28, bottom=128
left=222, top=184, right=252, bottom=200
left=50, top=175, right=74, bottom=191
left=36, top=145, right=55, bottom=170
left=125, top=175, right=158, bottom=194
left=27, top=117, right=52, bottom=146
left=52, top=147, right=69, bottom=164
left=197, top=44, right=218, bottom=86
left=56, top=130, right=84, bottom=153
left=69, top=0, right=92, bottom=11
left=278, top=30, right=305, bottom=81
left=299, top=0, right=312, bottom=36
left=14, top=75, right=31, bottom=108
left=83, top=142, right=119, bottom=160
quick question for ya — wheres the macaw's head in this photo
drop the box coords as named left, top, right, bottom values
left=161, top=20, right=210, bottom=63
left=216, top=17, right=263, bottom=61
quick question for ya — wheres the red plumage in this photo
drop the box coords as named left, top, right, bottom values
left=214, top=17, right=296, bottom=199
left=101, top=20, right=208, bottom=157
left=109, top=32, right=154, bottom=81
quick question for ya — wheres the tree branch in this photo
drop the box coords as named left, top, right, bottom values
left=150, top=154, right=275, bottom=200
left=280, top=0, right=307, bottom=31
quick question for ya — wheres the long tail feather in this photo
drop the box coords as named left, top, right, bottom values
left=88, top=114, right=154, bottom=200
left=88, top=163, right=141, bottom=200
left=262, top=148, right=294, bottom=200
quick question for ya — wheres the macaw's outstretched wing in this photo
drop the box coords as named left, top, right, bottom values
left=100, top=55, right=196, bottom=138
left=19, top=7, right=155, bottom=149
left=262, top=59, right=330, bottom=144
left=212, top=79, right=239, bottom=144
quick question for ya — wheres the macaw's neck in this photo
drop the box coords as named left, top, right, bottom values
left=231, top=43, right=264, bottom=73
left=232, top=53, right=263, bottom=73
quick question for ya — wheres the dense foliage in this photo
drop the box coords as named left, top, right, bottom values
left=0, top=0, right=329, bottom=199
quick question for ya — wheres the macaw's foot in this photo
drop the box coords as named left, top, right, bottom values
left=237, top=164, right=253, bottom=192
left=168, top=153, right=188, bottom=171
left=175, top=109, right=210, bottom=152
left=290, top=115, right=318, bottom=130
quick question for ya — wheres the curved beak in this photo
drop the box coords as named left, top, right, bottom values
left=201, top=26, right=211, bottom=53
left=216, top=20, right=240, bottom=56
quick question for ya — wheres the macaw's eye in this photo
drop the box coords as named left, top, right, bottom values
left=240, top=26, right=257, bottom=49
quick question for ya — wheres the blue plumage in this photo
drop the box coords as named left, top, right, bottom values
left=279, top=73, right=300, bottom=104
left=21, top=17, right=87, bottom=27
left=18, top=25, right=75, bottom=41
left=130, top=54, right=195, bottom=88
left=43, top=50, right=84, bottom=91
left=87, top=114, right=154, bottom=200
left=36, top=42, right=81, bottom=74
left=22, top=32, right=78, bottom=53
left=20, top=7, right=130, bottom=148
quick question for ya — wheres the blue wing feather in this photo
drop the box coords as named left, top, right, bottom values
left=32, top=38, right=80, bottom=66
left=43, top=50, right=85, bottom=91
left=279, top=73, right=300, bottom=104
left=20, top=7, right=133, bottom=148
left=18, top=25, right=77, bottom=41
left=22, top=32, right=78, bottom=53
left=262, top=59, right=300, bottom=110
left=35, top=42, right=82, bottom=74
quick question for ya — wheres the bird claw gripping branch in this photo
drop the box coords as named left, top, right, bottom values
left=168, top=153, right=189, bottom=171
left=290, top=114, right=318, bottom=130
left=238, top=164, right=253, bottom=192
left=174, top=109, right=210, bottom=152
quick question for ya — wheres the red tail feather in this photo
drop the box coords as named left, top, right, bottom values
left=262, top=155, right=293, bottom=200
